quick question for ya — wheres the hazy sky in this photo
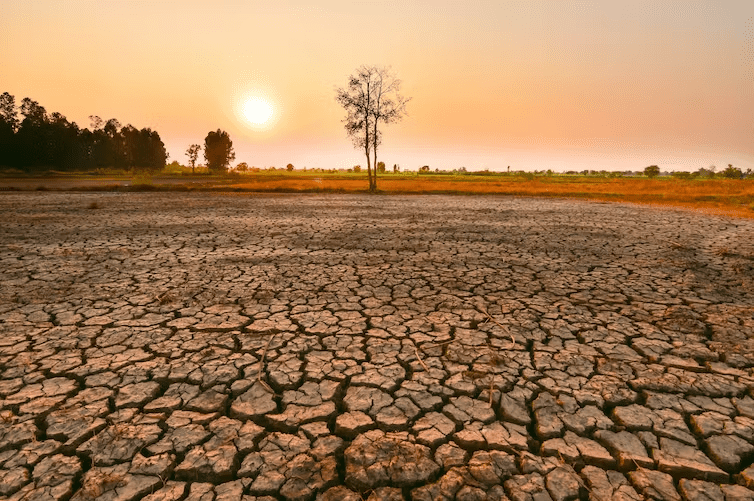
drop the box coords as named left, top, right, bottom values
left=2, top=0, right=753, bottom=171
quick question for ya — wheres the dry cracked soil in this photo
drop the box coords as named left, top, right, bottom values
left=1, top=192, right=754, bottom=501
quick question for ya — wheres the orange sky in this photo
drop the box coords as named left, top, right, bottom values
left=2, top=1, right=753, bottom=172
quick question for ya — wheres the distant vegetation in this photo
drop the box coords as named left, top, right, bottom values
left=0, top=92, right=167, bottom=172
left=203, top=129, right=235, bottom=173
left=1, top=164, right=751, bottom=217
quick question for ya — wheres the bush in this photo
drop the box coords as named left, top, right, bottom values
left=644, top=165, right=660, bottom=178
left=286, top=163, right=294, bottom=171
left=672, top=171, right=691, bottom=179
left=721, top=164, right=742, bottom=179
left=695, top=167, right=716, bottom=178
left=163, top=161, right=185, bottom=174
left=353, top=165, right=361, bottom=173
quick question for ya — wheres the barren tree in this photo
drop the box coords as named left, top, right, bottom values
left=186, top=144, right=200, bottom=174
left=369, top=67, right=409, bottom=190
left=336, top=65, right=409, bottom=191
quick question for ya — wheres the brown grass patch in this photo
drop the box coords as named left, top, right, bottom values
left=9, top=173, right=751, bottom=218
left=223, top=177, right=754, bottom=218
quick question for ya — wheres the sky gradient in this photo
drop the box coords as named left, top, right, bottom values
left=2, top=0, right=753, bottom=172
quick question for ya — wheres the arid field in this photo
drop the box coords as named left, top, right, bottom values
left=1, top=173, right=753, bottom=219
left=1, top=192, right=754, bottom=500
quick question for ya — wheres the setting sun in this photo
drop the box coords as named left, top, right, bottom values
left=243, top=97, right=273, bottom=126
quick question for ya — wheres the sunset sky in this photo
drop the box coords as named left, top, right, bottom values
left=2, top=0, right=753, bottom=172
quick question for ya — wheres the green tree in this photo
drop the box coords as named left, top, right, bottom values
left=353, top=164, right=361, bottom=173
left=377, top=161, right=386, bottom=174
left=721, top=164, right=743, bottom=179
left=204, top=130, right=235, bottom=173
left=0, top=95, right=165, bottom=171
left=286, top=163, right=294, bottom=171
left=696, top=166, right=716, bottom=178
left=236, top=162, right=249, bottom=172
left=0, top=92, right=18, bottom=129
left=186, top=144, right=201, bottom=174
left=0, top=92, right=18, bottom=166
left=644, top=165, right=660, bottom=178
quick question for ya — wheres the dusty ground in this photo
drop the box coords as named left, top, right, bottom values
left=1, top=192, right=754, bottom=501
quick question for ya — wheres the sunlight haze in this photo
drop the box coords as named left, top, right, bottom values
left=2, top=0, right=752, bottom=171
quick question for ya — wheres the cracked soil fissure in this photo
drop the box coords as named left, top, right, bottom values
left=1, top=192, right=754, bottom=501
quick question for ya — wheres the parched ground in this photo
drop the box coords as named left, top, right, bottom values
left=1, top=192, right=754, bottom=501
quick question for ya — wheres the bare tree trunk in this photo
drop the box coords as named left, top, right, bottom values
left=365, top=80, right=373, bottom=192
left=372, top=127, right=378, bottom=191
left=365, top=140, right=372, bottom=190
left=364, top=118, right=372, bottom=191
left=370, top=70, right=384, bottom=192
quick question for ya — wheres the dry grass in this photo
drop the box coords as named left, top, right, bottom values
left=225, top=176, right=754, bottom=219
left=4, top=173, right=752, bottom=218
left=80, top=471, right=126, bottom=499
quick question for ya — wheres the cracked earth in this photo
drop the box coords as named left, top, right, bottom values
left=1, top=193, right=754, bottom=501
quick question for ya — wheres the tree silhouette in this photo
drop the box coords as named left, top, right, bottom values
left=186, top=144, right=201, bottom=174
left=0, top=92, right=18, bottom=131
left=0, top=92, right=167, bottom=171
left=0, top=93, right=18, bottom=166
left=722, top=164, right=743, bottom=179
left=204, top=129, right=235, bottom=173
left=336, top=66, right=409, bottom=191
left=367, top=67, right=409, bottom=190
left=643, top=165, right=660, bottom=178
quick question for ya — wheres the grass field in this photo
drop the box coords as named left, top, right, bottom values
left=2, top=169, right=753, bottom=218
left=223, top=172, right=754, bottom=219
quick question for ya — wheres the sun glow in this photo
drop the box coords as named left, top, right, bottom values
left=243, top=97, right=273, bottom=126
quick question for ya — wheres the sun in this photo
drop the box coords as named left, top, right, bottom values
left=243, top=97, right=273, bottom=126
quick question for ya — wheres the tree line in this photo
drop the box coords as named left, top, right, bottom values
left=0, top=92, right=167, bottom=171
